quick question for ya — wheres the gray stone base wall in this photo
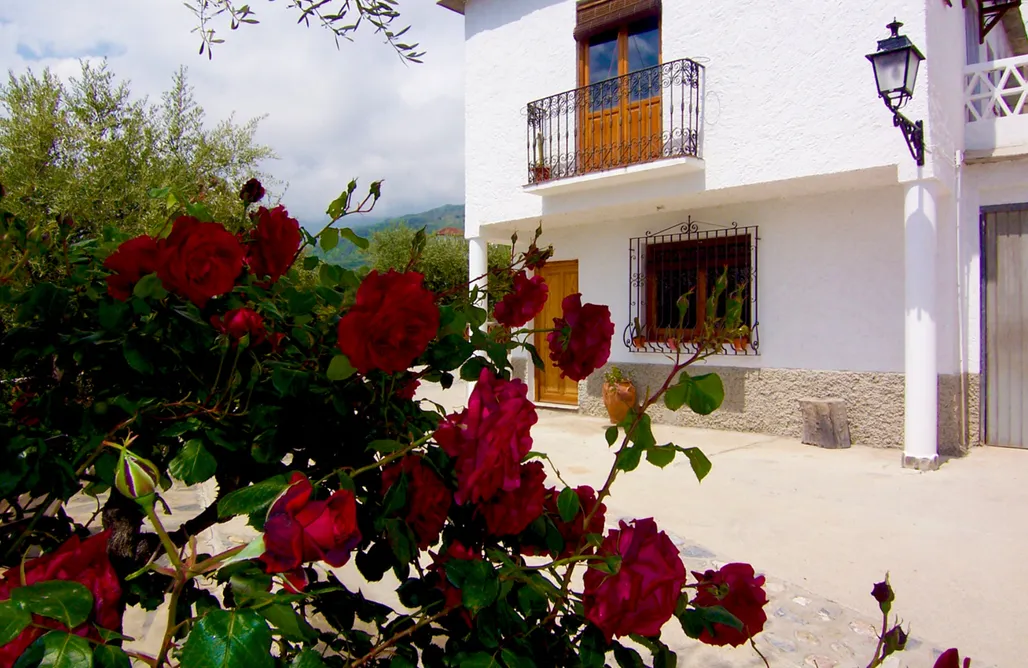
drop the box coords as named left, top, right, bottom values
left=580, top=363, right=980, bottom=456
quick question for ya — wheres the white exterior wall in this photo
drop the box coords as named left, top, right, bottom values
left=463, top=0, right=931, bottom=237
left=532, top=186, right=906, bottom=375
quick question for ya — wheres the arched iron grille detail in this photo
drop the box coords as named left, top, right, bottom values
left=624, top=219, right=760, bottom=356
left=525, top=57, right=704, bottom=184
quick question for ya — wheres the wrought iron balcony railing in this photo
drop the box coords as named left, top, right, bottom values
left=525, top=57, right=704, bottom=185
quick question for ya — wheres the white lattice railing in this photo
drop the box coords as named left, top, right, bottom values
left=965, top=54, right=1028, bottom=122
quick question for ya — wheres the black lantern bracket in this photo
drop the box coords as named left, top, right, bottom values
left=893, top=110, right=925, bottom=166
left=867, top=20, right=927, bottom=167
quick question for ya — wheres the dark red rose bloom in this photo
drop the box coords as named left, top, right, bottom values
left=211, top=308, right=266, bottom=346
left=493, top=271, right=549, bottom=328
left=396, top=376, right=421, bottom=401
left=430, top=541, right=481, bottom=623
left=337, top=270, right=440, bottom=375
left=691, top=562, right=769, bottom=647
left=871, top=579, right=894, bottom=608
left=478, top=461, right=547, bottom=536
left=103, top=235, right=161, bottom=301
left=934, top=648, right=971, bottom=668
left=381, top=456, right=452, bottom=549
left=267, top=331, right=287, bottom=353
left=546, top=294, right=614, bottom=381
left=583, top=518, right=686, bottom=640
left=239, top=178, right=266, bottom=205
left=10, top=390, right=40, bottom=427
left=246, top=205, right=301, bottom=283
left=0, top=532, right=122, bottom=665
left=435, top=368, right=537, bottom=504
left=260, top=473, right=361, bottom=575
left=157, top=216, right=245, bottom=307
left=550, top=485, right=606, bottom=558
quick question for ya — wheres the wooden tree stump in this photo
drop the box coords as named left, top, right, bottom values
left=798, top=398, right=851, bottom=449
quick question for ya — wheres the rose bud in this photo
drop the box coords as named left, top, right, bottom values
left=114, top=449, right=161, bottom=506
left=239, top=178, right=265, bottom=206
left=871, top=577, right=894, bottom=614
left=883, top=625, right=909, bottom=656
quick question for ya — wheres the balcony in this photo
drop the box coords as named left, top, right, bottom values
left=524, top=57, right=704, bottom=194
left=965, top=54, right=1028, bottom=158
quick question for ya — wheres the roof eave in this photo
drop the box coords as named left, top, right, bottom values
left=437, top=0, right=466, bottom=15
left=1001, top=5, right=1028, bottom=56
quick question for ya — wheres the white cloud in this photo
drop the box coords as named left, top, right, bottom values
left=0, top=0, right=466, bottom=223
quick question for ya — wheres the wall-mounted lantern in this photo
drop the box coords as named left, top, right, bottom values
left=866, top=20, right=926, bottom=166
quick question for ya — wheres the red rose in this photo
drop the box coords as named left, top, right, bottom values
left=395, top=376, right=421, bottom=401
left=435, top=368, right=537, bottom=504
left=583, top=518, right=686, bottom=640
left=478, top=461, right=547, bottom=536
left=246, top=205, right=301, bottom=282
left=211, top=308, right=267, bottom=346
left=157, top=216, right=245, bottom=307
left=337, top=270, right=440, bottom=375
left=493, top=271, right=549, bottom=328
left=260, top=473, right=361, bottom=575
left=103, top=235, right=160, bottom=301
left=546, top=294, right=614, bottom=381
left=691, top=562, right=769, bottom=647
left=934, top=649, right=971, bottom=668
left=550, top=485, right=606, bottom=558
left=239, top=178, right=266, bottom=206
left=381, top=456, right=452, bottom=549
left=0, top=532, right=122, bottom=665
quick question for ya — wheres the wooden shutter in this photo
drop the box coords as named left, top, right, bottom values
left=574, top=0, right=661, bottom=41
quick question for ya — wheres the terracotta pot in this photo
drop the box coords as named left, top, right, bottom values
left=732, top=336, right=750, bottom=352
left=632, top=336, right=646, bottom=349
left=531, top=165, right=552, bottom=182
left=602, top=380, right=636, bottom=425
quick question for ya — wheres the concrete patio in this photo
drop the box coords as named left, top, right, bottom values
left=526, top=408, right=1028, bottom=667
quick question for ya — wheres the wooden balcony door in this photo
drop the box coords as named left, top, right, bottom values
left=579, top=17, right=662, bottom=173
left=535, top=260, right=579, bottom=405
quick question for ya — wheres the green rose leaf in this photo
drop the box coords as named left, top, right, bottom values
left=0, top=599, right=32, bottom=646
left=131, top=273, right=167, bottom=300
left=500, top=648, right=536, bottom=668
left=93, top=645, right=131, bottom=668
left=556, top=487, right=580, bottom=523
left=645, top=444, right=677, bottom=469
left=122, top=342, right=153, bottom=375
left=339, top=227, right=369, bottom=250
left=604, top=426, right=619, bottom=446
left=168, top=439, right=217, bottom=485
left=612, top=643, right=645, bottom=668
left=447, top=560, right=499, bottom=615
left=696, top=604, right=744, bottom=630
left=320, top=227, right=339, bottom=251
left=460, top=653, right=500, bottom=668
left=327, top=354, right=357, bottom=381
left=677, top=446, right=712, bottom=482
left=218, top=476, right=290, bottom=519
left=615, top=444, right=644, bottom=473
left=39, top=631, right=93, bottom=668
left=627, top=414, right=656, bottom=450
left=259, top=602, right=318, bottom=642
left=302, top=255, right=320, bottom=271
left=12, top=581, right=93, bottom=629
left=664, top=373, right=724, bottom=416
left=180, top=609, right=274, bottom=668
left=369, top=439, right=405, bottom=454
left=290, top=651, right=328, bottom=668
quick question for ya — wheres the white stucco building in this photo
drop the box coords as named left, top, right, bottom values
left=440, top=0, right=1028, bottom=468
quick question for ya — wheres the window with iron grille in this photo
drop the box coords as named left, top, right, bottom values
left=626, top=220, right=759, bottom=355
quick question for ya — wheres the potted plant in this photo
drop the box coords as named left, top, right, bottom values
left=531, top=129, right=551, bottom=183
left=631, top=317, right=647, bottom=349
left=602, top=365, right=637, bottom=425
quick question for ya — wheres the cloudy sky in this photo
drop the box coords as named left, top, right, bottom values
left=0, top=1, right=465, bottom=224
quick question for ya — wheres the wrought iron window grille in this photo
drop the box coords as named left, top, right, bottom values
left=625, top=217, right=759, bottom=355
left=525, top=57, right=704, bottom=185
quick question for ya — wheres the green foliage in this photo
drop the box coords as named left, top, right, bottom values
left=39, top=631, right=93, bottom=668
left=664, top=373, right=725, bottom=416
left=11, top=581, right=93, bottom=629
left=0, top=600, right=32, bottom=646
left=0, top=62, right=275, bottom=241
left=181, top=610, right=275, bottom=668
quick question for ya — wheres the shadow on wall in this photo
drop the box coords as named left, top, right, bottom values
left=466, top=0, right=568, bottom=38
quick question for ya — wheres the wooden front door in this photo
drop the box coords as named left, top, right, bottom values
left=535, top=260, right=579, bottom=405
left=578, top=17, right=662, bottom=173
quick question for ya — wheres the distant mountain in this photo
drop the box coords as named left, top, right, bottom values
left=315, top=204, right=465, bottom=269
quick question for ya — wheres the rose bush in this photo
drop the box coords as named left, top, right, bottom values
left=1, top=176, right=939, bottom=668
